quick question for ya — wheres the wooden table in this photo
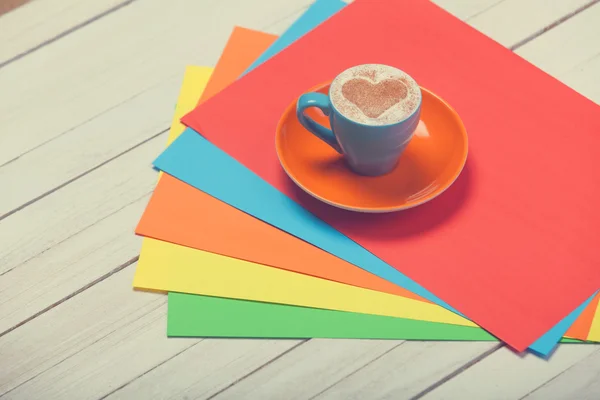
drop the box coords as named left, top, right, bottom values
left=1, top=0, right=599, bottom=398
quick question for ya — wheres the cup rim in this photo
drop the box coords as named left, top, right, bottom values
left=326, top=64, right=423, bottom=128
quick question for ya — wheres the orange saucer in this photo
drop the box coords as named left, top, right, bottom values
left=275, top=82, right=469, bottom=213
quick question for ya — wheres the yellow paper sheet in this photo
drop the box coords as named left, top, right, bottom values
left=155, top=66, right=213, bottom=181
left=588, top=304, right=600, bottom=342
left=135, top=238, right=475, bottom=327
left=166, top=66, right=213, bottom=146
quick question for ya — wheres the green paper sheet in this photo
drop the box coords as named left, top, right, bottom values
left=168, top=293, right=581, bottom=343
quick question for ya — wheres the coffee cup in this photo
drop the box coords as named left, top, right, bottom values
left=296, top=64, right=422, bottom=176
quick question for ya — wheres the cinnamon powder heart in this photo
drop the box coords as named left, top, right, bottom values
left=341, top=78, right=408, bottom=118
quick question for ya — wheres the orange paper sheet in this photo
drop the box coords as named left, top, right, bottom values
left=136, top=26, right=597, bottom=341
left=200, top=27, right=278, bottom=102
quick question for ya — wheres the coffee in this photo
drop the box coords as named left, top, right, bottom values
left=330, top=64, right=421, bottom=126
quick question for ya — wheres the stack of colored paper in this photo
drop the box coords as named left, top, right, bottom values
left=133, top=0, right=600, bottom=358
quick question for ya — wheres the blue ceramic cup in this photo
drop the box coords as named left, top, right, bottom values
left=296, top=67, right=422, bottom=176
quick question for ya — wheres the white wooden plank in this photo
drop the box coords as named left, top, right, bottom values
left=515, top=1, right=600, bottom=83
left=0, top=0, right=130, bottom=66
left=0, top=264, right=299, bottom=400
left=432, top=0, right=504, bottom=20
left=467, top=0, right=593, bottom=47
left=263, top=6, right=312, bottom=35
left=419, top=345, right=600, bottom=400
left=205, top=341, right=499, bottom=400
left=0, top=265, right=171, bottom=396
left=0, top=0, right=315, bottom=167
left=0, top=132, right=163, bottom=277
left=0, top=0, right=502, bottom=67
left=0, top=267, right=296, bottom=400
left=522, top=348, right=600, bottom=400
left=560, top=54, right=600, bottom=104
left=312, top=342, right=501, bottom=400
left=0, top=74, right=180, bottom=216
left=202, top=340, right=402, bottom=400
left=0, top=193, right=148, bottom=333
left=106, top=339, right=304, bottom=400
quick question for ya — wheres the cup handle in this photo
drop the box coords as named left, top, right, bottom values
left=296, top=92, right=342, bottom=154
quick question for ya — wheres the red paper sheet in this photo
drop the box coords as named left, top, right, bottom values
left=182, top=0, right=600, bottom=351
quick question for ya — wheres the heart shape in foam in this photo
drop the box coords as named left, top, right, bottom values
left=342, top=78, right=408, bottom=119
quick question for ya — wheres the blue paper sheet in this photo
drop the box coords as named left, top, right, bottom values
left=154, top=0, right=594, bottom=355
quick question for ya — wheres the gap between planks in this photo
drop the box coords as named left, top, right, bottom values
left=306, top=342, right=408, bottom=399
left=0, top=0, right=137, bottom=68
left=509, top=0, right=600, bottom=50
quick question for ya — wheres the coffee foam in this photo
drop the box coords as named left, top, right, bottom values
left=330, top=64, right=421, bottom=125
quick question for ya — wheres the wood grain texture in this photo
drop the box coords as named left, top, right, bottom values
left=0, top=0, right=131, bottom=66
left=0, top=192, right=149, bottom=334
left=0, top=266, right=299, bottom=399
left=432, top=0, right=504, bottom=20
left=0, top=265, right=171, bottom=397
left=523, top=348, right=600, bottom=400
left=0, top=0, right=599, bottom=399
left=420, top=345, right=600, bottom=400
left=467, top=0, right=595, bottom=47
left=313, top=342, right=502, bottom=400
left=209, top=341, right=499, bottom=400
left=516, top=1, right=600, bottom=101
left=106, top=339, right=305, bottom=400
left=0, top=75, right=179, bottom=217
left=0, top=0, right=315, bottom=166
left=561, top=53, right=600, bottom=104
left=0, top=133, right=162, bottom=277
left=209, top=340, right=403, bottom=400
